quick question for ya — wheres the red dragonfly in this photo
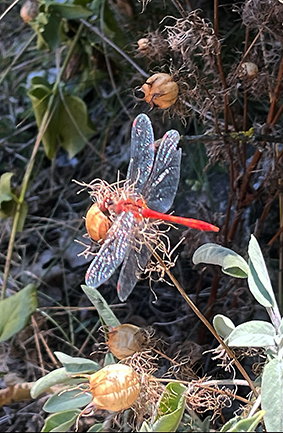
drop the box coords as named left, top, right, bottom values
left=85, top=114, right=219, bottom=301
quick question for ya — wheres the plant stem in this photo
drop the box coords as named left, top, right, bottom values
left=149, top=246, right=258, bottom=397
left=1, top=24, right=84, bottom=299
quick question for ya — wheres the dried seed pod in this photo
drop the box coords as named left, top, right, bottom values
left=141, top=73, right=178, bottom=109
left=87, top=364, right=140, bottom=411
left=107, top=324, right=149, bottom=359
left=137, top=38, right=150, bottom=54
left=238, top=62, right=258, bottom=80
left=85, top=203, right=111, bottom=242
left=20, top=0, right=39, bottom=22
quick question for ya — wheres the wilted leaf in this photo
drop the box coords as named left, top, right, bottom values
left=0, top=284, right=37, bottom=342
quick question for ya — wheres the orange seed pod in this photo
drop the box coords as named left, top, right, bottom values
left=85, top=203, right=111, bottom=242
left=107, top=324, right=149, bottom=359
left=88, top=364, right=140, bottom=411
left=141, top=73, right=178, bottom=109
left=20, top=0, right=39, bottom=22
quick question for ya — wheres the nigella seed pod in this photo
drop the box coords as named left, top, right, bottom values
left=87, top=364, right=140, bottom=411
left=107, top=324, right=149, bottom=359
left=20, top=0, right=39, bottom=22
left=85, top=203, right=111, bottom=242
left=137, top=38, right=150, bottom=54
left=141, top=73, right=179, bottom=109
left=238, top=62, right=258, bottom=80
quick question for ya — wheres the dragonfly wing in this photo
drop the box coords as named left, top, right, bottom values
left=143, top=130, right=181, bottom=213
left=85, top=212, right=135, bottom=289
left=117, top=241, right=152, bottom=302
left=127, top=114, right=155, bottom=193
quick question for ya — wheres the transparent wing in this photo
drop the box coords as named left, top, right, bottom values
left=143, top=130, right=181, bottom=213
left=117, top=241, right=151, bottom=302
left=126, top=114, right=155, bottom=193
left=85, top=212, right=135, bottom=289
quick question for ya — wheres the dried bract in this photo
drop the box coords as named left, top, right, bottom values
left=85, top=203, right=111, bottom=242
left=107, top=324, right=150, bottom=359
left=137, top=38, right=150, bottom=54
left=141, top=73, right=179, bottom=109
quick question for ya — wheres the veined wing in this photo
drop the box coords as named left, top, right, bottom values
left=143, top=130, right=181, bottom=213
left=126, top=114, right=155, bottom=193
left=85, top=212, right=135, bottom=289
left=117, top=241, right=151, bottom=302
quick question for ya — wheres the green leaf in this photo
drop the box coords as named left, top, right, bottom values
left=247, top=235, right=275, bottom=308
left=81, top=285, right=120, bottom=328
left=152, top=382, right=186, bottom=432
left=227, top=321, right=275, bottom=347
left=27, top=77, right=60, bottom=159
left=192, top=244, right=249, bottom=278
left=54, top=351, right=101, bottom=374
left=87, top=424, right=104, bottom=432
left=0, top=172, right=14, bottom=207
left=0, top=284, right=37, bottom=342
left=213, top=315, right=235, bottom=339
left=16, top=201, right=28, bottom=232
left=140, top=421, right=152, bottom=432
left=31, top=367, right=75, bottom=398
left=262, top=357, right=283, bottom=432
left=47, top=3, right=93, bottom=20
left=41, top=409, right=80, bottom=432
left=220, top=411, right=265, bottom=432
left=58, top=95, right=95, bottom=158
left=43, top=388, right=92, bottom=413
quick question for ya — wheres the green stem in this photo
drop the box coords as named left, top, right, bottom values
left=1, top=24, right=84, bottom=300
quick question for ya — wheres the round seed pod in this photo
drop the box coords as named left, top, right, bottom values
left=107, top=324, right=149, bottom=359
left=141, top=73, right=178, bottom=109
left=85, top=203, right=111, bottom=242
left=137, top=38, right=150, bottom=54
left=20, top=0, right=39, bottom=22
left=238, top=62, right=258, bottom=80
left=88, top=364, right=140, bottom=411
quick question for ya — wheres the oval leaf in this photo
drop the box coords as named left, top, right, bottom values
left=247, top=235, right=275, bottom=307
left=213, top=315, right=235, bottom=339
left=31, top=367, right=77, bottom=399
left=54, top=351, right=101, bottom=374
left=262, top=357, right=283, bottom=432
left=43, top=388, right=92, bottom=413
left=41, top=409, right=80, bottom=432
left=0, top=284, right=37, bottom=342
left=192, top=244, right=249, bottom=278
left=81, top=285, right=120, bottom=328
left=227, top=321, right=275, bottom=347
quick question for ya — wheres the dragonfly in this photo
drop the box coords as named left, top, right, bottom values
left=85, top=113, right=219, bottom=301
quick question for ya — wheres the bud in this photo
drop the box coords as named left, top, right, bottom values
left=238, top=62, right=258, bottom=80
left=85, top=203, right=111, bottom=242
left=86, top=364, right=140, bottom=411
left=137, top=38, right=150, bottom=54
left=107, top=324, right=149, bottom=359
left=141, top=73, right=178, bottom=109
left=20, top=0, right=39, bottom=22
